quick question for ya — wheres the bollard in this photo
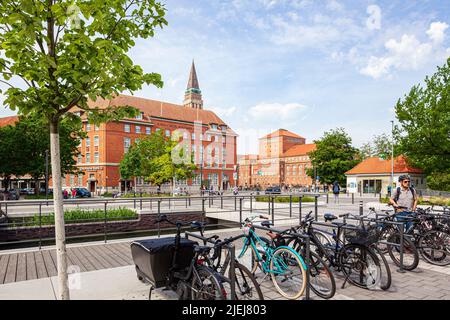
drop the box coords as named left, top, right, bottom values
left=169, top=198, right=171, bottom=209
left=379, top=193, right=382, bottom=202
left=185, top=197, right=188, bottom=208
left=250, top=195, right=253, bottom=213
left=140, top=196, right=143, bottom=211
left=314, top=195, right=318, bottom=221
left=239, top=197, right=243, bottom=228
left=359, top=201, right=363, bottom=216
left=299, top=196, right=303, bottom=224
left=352, top=193, right=354, bottom=204
left=289, top=195, right=292, bottom=218
left=326, top=193, right=329, bottom=204
left=221, top=195, right=223, bottom=209
left=234, top=196, right=237, bottom=211
left=150, top=199, right=152, bottom=211
left=202, top=197, right=206, bottom=214
left=271, top=196, right=275, bottom=226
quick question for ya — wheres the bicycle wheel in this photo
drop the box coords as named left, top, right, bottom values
left=191, top=266, right=225, bottom=300
left=386, top=233, right=419, bottom=270
left=270, top=247, right=307, bottom=300
left=371, top=245, right=392, bottom=291
left=226, top=261, right=264, bottom=300
left=418, top=230, right=450, bottom=266
left=288, top=239, right=336, bottom=299
left=339, top=244, right=381, bottom=289
left=250, top=237, right=271, bottom=274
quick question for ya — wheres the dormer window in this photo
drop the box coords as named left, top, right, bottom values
left=211, top=124, right=218, bottom=130
left=135, top=112, right=144, bottom=120
left=221, top=125, right=227, bottom=131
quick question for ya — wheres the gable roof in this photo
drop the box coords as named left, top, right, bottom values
left=260, top=129, right=305, bottom=140
left=0, top=116, right=18, bottom=127
left=345, top=156, right=423, bottom=175
left=282, top=144, right=316, bottom=157
left=86, top=94, right=227, bottom=126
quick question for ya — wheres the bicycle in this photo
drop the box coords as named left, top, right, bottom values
left=132, top=214, right=225, bottom=300
left=188, top=221, right=264, bottom=300
left=303, top=212, right=383, bottom=290
left=238, top=215, right=308, bottom=300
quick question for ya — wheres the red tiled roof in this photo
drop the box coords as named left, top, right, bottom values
left=282, top=144, right=316, bottom=157
left=345, top=156, right=423, bottom=175
left=261, top=129, right=305, bottom=140
left=86, top=94, right=227, bottom=126
left=0, top=116, right=18, bottom=127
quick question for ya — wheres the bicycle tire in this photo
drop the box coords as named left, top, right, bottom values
left=229, top=261, right=264, bottom=300
left=386, top=233, right=419, bottom=270
left=371, top=245, right=392, bottom=290
left=270, top=247, right=307, bottom=300
left=191, top=266, right=225, bottom=300
left=338, top=243, right=381, bottom=289
left=418, top=230, right=450, bottom=266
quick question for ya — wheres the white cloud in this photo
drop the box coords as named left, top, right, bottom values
left=426, top=22, right=449, bottom=44
left=248, top=102, right=307, bottom=121
left=360, top=22, right=449, bottom=79
left=209, top=106, right=237, bottom=118
left=326, top=0, right=343, bottom=11
left=366, top=5, right=382, bottom=30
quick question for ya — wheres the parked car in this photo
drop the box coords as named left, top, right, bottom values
left=264, top=186, right=281, bottom=194
left=173, top=187, right=189, bottom=196
left=73, top=187, right=91, bottom=198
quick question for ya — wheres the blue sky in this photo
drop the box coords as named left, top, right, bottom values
left=1, top=0, right=449, bottom=154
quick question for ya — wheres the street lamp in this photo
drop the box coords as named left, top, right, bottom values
left=390, top=120, right=394, bottom=190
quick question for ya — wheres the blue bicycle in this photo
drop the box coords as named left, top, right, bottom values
left=238, top=215, right=308, bottom=300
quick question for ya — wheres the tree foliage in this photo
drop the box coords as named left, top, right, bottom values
left=394, top=57, right=450, bottom=191
left=306, top=128, right=360, bottom=185
left=120, top=131, right=197, bottom=186
left=359, top=133, right=397, bottom=160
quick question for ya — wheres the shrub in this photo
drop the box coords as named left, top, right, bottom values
left=255, top=196, right=315, bottom=203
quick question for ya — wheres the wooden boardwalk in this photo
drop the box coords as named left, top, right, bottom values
left=0, top=242, right=133, bottom=284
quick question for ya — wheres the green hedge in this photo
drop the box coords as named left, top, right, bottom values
left=24, top=194, right=54, bottom=200
left=255, top=196, right=315, bottom=203
left=380, top=196, right=450, bottom=206
left=10, top=207, right=137, bottom=227
left=120, top=192, right=172, bottom=198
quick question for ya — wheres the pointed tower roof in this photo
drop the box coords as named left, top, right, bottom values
left=187, top=60, right=200, bottom=90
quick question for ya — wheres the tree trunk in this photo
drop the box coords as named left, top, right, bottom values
left=49, top=119, right=70, bottom=300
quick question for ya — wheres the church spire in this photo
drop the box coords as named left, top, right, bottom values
left=184, top=60, right=203, bottom=109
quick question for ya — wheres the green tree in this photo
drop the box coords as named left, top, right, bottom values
left=394, top=57, right=450, bottom=191
left=0, top=0, right=167, bottom=299
left=306, top=128, right=360, bottom=186
left=0, top=123, right=28, bottom=191
left=360, top=133, right=396, bottom=160
left=120, top=131, right=197, bottom=188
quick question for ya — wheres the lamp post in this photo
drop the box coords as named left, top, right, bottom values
left=390, top=120, right=394, bottom=190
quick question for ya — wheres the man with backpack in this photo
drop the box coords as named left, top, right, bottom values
left=389, top=175, right=418, bottom=231
left=332, top=181, right=340, bottom=204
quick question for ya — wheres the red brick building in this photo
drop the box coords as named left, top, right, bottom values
left=238, top=129, right=316, bottom=189
left=0, top=62, right=238, bottom=193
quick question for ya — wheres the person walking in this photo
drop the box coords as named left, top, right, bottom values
left=71, top=188, right=77, bottom=199
left=332, top=181, right=340, bottom=204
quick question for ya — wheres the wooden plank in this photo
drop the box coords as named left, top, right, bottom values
left=70, top=247, right=96, bottom=272
left=115, top=242, right=133, bottom=259
left=34, top=251, right=48, bottom=279
left=101, top=244, right=130, bottom=266
left=88, top=245, right=119, bottom=268
left=4, top=253, right=18, bottom=283
left=0, top=255, right=10, bottom=284
left=108, top=243, right=133, bottom=264
left=15, top=253, right=27, bottom=282
left=25, top=252, right=38, bottom=280
left=77, top=246, right=107, bottom=270
left=66, top=248, right=88, bottom=272
left=42, top=250, right=57, bottom=277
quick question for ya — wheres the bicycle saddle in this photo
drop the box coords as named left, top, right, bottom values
left=194, top=245, right=211, bottom=255
left=324, top=213, right=338, bottom=222
left=261, top=220, right=273, bottom=228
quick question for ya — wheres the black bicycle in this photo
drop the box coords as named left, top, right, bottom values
left=131, top=214, right=225, bottom=300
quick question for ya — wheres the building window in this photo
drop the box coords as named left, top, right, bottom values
left=156, top=128, right=161, bottom=132
left=94, top=124, right=100, bottom=131
left=212, top=124, right=217, bottom=130
left=70, top=175, right=74, bottom=186
left=135, top=112, right=143, bottom=120
left=86, top=153, right=91, bottom=163
left=124, top=124, right=131, bottom=133
left=94, top=136, right=99, bottom=147
left=86, top=137, right=90, bottom=148
left=86, top=123, right=91, bottom=131
left=94, top=152, right=99, bottom=163
left=136, top=126, right=141, bottom=134
left=77, top=154, right=82, bottom=164
left=124, top=138, right=131, bottom=153
left=78, top=175, right=83, bottom=186
left=192, top=133, right=196, bottom=140
left=146, top=127, right=151, bottom=135
left=207, top=134, right=211, bottom=141
left=192, top=174, right=201, bottom=185
left=165, top=129, right=170, bottom=137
